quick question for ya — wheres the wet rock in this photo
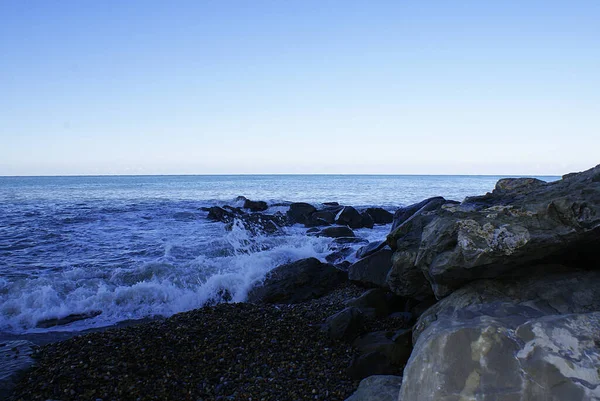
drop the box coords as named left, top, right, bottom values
left=332, top=237, right=368, bottom=246
left=247, top=258, right=347, bottom=304
left=326, top=247, right=354, bottom=264
left=344, top=375, right=403, bottom=401
left=318, top=226, right=356, bottom=238
left=36, top=310, right=102, bottom=329
left=336, top=206, right=364, bottom=229
left=287, top=203, right=317, bottom=225
left=242, top=198, right=268, bottom=212
left=365, top=208, right=394, bottom=225
left=348, top=249, right=393, bottom=288
left=323, top=202, right=340, bottom=206
left=356, top=241, right=388, bottom=259
left=206, top=206, right=236, bottom=223
left=360, top=212, right=374, bottom=229
left=390, top=196, right=447, bottom=231
left=322, top=307, right=365, bottom=342
left=312, top=210, right=337, bottom=224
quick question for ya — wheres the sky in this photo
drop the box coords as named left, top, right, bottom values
left=0, top=1, right=599, bottom=176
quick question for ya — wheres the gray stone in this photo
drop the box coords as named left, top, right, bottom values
left=344, top=375, right=402, bottom=401
left=349, top=249, right=393, bottom=288
left=356, top=240, right=389, bottom=259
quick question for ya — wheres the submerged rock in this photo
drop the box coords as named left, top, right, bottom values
left=36, top=310, right=102, bottom=329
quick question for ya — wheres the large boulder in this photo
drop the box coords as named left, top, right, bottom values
left=322, top=307, right=365, bottom=342
left=344, top=375, right=402, bottom=401
left=247, top=258, right=347, bottom=304
left=387, top=165, right=600, bottom=299
left=348, top=330, right=412, bottom=379
left=349, top=249, right=393, bottom=288
left=318, top=226, right=356, bottom=238
left=365, top=208, right=394, bottom=225
left=287, top=203, right=317, bottom=225
left=356, top=240, right=389, bottom=259
left=336, top=206, right=365, bottom=229
left=242, top=197, right=269, bottom=212
left=399, top=271, right=600, bottom=401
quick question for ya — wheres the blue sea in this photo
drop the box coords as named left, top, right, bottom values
left=0, top=174, right=559, bottom=335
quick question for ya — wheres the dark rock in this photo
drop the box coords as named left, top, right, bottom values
left=304, top=212, right=333, bottom=227
left=322, top=307, right=364, bottom=342
left=224, top=212, right=286, bottom=235
left=306, top=227, right=320, bottom=234
left=206, top=206, right=236, bottom=223
left=352, top=330, right=412, bottom=370
left=318, top=226, right=356, bottom=238
left=36, top=310, right=102, bottom=329
left=332, top=237, right=369, bottom=245
left=247, top=258, right=347, bottom=304
left=323, top=202, right=340, bottom=206
left=326, top=247, right=354, bottom=264
left=312, top=210, right=337, bottom=224
left=365, top=208, right=394, bottom=225
left=242, top=198, right=268, bottom=212
left=336, top=206, right=364, bottom=229
left=348, top=249, right=393, bottom=288
left=346, top=289, right=390, bottom=317
left=287, top=203, right=317, bottom=224
left=356, top=241, right=389, bottom=259
left=335, top=261, right=352, bottom=271
left=344, top=375, right=403, bottom=401
left=360, top=211, right=374, bottom=229
left=492, top=177, right=546, bottom=194
left=387, top=164, right=600, bottom=299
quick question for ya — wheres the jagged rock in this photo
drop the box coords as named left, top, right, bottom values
left=365, top=208, right=394, bottom=225
left=387, top=165, right=600, bottom=299
left=348, top=249, right=393, bottom=288
left=242, top=198, right=268, bottom=212
left=224, top=212, right=286, bottom=235
left=287, top=203, right=317, bottom=224
left=336, top=206, right=364, bottom=229
left=322, top=307, right=364, bottom=341
left=247, top=258, right=347, bottom=304
left=313, top=210, right=337, bottom=224
left=206, top=206, right=236, bottom=223
left=318, top=226, right=356, bottom=238
left=391, top=196, right=447, bottom=231
left=399, top=271, right=600, bottom=401
left=356, top=241, right=389, bottom=259
left=344, top=375, right=403, bottom=401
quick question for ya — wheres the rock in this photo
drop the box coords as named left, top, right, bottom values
left=346, top=289, right=390, bottom=317
left=247, top=258, right=347, bottom=304
left=287, top=203, right=317, bottom=225
left=333, top=237, right=368, bottom=245
left=350, top=330, right=412, bottom=379
left=387, top=165, right=600, bottom=299
left=224, top=212, right=286, bottom=235
left=356, top=241, right=389, bottom=259
left=399, top=270, right=600, bottom=401
left=493, top=177, right=546, bottom=194
left=344, top=375, right=403, bottom=401
left=304, top=215, right=332, bottom=227
left=206, top=206, right=236, bottom=223
left=312, top=210, right=337, bottom=224
left=348, top=249, right=393, bottom=288
left=242, top=198, right=268, bottom=212
left=391, top=196, right=447, bottom=231
left=365, top=208, right=394, bottom=225
left=323, top=201, right=340, bottom=206
left=326, top=247, right=354, bottom=264
left=36, top=310, right=102, bottom=329
left=322, top=307, right=364, bottom=341
left=360, top=212, right=374, bottom=229
left=318, top=226, right=356, bottom=238
left=336, top=206, right=364, bottom=229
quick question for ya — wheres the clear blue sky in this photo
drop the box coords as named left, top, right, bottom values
left=1, top=1, right=598, bottom=175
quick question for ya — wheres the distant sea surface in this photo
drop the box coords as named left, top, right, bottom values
left=0, top=174, right=559, bottom=335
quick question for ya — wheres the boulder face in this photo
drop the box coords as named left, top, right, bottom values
left=399, top=271, right=600, bottom=401
left=348, top=249, right=393, bottom=288
left=286, top=203, right=317, bottom=225
left=365, top=208, right=394, bottom=225
left=336, top=206, right=364, bottom=229
left=344, top=375, right=402, bottom=401
left=246, top=258, right=347, bottom=304
left=387, top=164, right=600, bottom=299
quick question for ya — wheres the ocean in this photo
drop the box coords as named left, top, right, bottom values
left=0, top=174, right=559, bottom=335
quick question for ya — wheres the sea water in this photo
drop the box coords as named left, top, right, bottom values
left=0, top=174, right=559, bottom=334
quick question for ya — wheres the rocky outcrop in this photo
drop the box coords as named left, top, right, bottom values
left=247, top=258, right=347, bottom=304
left=344, top=375, right=402, bottom=401
left=349, top=249, right=393, bottom=288
left=387, top=165, right=600, bottom=299
left=286, top=202, right=317, bottom=225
